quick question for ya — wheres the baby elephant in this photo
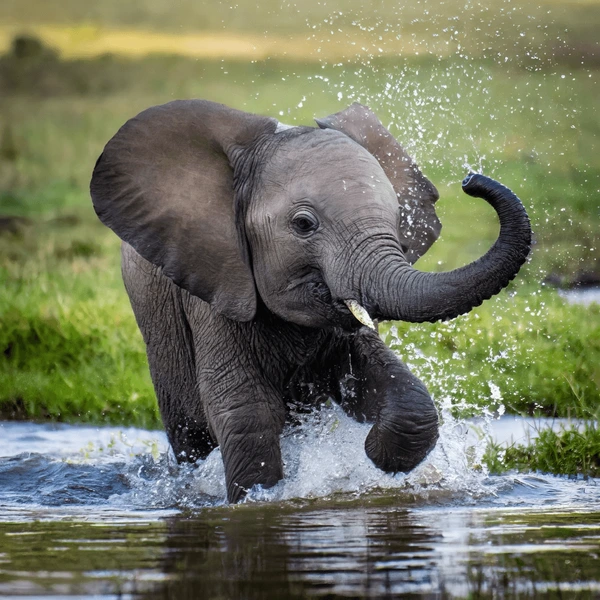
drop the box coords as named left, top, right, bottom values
left=91, top=100, right=531, bottom=502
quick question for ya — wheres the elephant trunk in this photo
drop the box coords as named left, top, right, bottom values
left=369, top=174, right=531, bottom=324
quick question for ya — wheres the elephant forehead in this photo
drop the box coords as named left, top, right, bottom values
left=263, top=130, right=397, bottom=206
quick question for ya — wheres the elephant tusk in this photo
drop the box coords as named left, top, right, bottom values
left=344, top=300, right=376, bottom=330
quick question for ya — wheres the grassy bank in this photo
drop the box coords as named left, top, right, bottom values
left=485, top=424, right=600, bottom=478
left=2, top=224, right=597, bottom=426
left=0, top=214, right=159, bottom=426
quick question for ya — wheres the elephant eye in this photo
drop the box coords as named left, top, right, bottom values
left=291, top=210, right=319, bottom=237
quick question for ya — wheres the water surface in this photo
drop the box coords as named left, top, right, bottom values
left=1, top=412, right=599, bottom=598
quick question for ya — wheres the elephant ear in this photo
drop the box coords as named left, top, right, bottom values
left=91, top=99, right=277, bottom=321
left=315, top=103, right=441, bottom=264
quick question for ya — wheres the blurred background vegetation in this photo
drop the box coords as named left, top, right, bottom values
left=0, top=0, right=598, bottom=455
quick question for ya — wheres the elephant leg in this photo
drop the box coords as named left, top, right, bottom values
left=338, top=329, right=439, bottom=473
left=192, top=329, right=286, bottom=503
left=121, top=243, right=216, bottom=462
left=200, top=372, right=286, bottom=503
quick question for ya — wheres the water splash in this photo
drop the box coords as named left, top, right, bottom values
left=242, top=399, right=498, bottom=503
left=106, top=398, right=500, bottom=508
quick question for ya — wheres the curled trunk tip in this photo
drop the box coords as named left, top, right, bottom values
left=373, top=173, right=532, bottom=324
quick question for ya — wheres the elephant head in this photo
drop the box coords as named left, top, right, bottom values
left=91, top=99, right=531, bottom=333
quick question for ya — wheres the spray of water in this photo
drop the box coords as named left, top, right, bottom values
left=102, top=391, right=501, bottom=509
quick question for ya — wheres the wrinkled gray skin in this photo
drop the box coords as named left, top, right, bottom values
left=91, top=100, right=531, bottom=503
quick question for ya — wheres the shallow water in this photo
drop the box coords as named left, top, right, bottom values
left=1, top=413, right=599, bottom=598
left=559, top=287, right=600, bottom=307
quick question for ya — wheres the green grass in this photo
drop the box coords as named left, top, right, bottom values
left=0, top=215, right=159, bottom=426
left=485, top=424, right=600, bottom=478
left=382, top=290, right=600, bottom=420
left=0, top=57, right=598, bottom=421
left=0, top=1, right=598, bottom=477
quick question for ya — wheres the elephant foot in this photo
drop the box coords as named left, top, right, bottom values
left=365, top=419, right=439, bottom=474
left=221, top=431, right=284, bottom=503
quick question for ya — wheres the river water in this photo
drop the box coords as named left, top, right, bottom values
left=1, top=407, right=599, bottom=598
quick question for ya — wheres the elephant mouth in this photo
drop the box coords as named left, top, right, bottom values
left=285, top=268, right=325, bottom=293
left=286, top=269, right=375, bottom=330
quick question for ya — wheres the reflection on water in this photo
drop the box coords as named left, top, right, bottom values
left=1, top=419, right=599, bottom=598
left=0, top=503, right=599, bottom=598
